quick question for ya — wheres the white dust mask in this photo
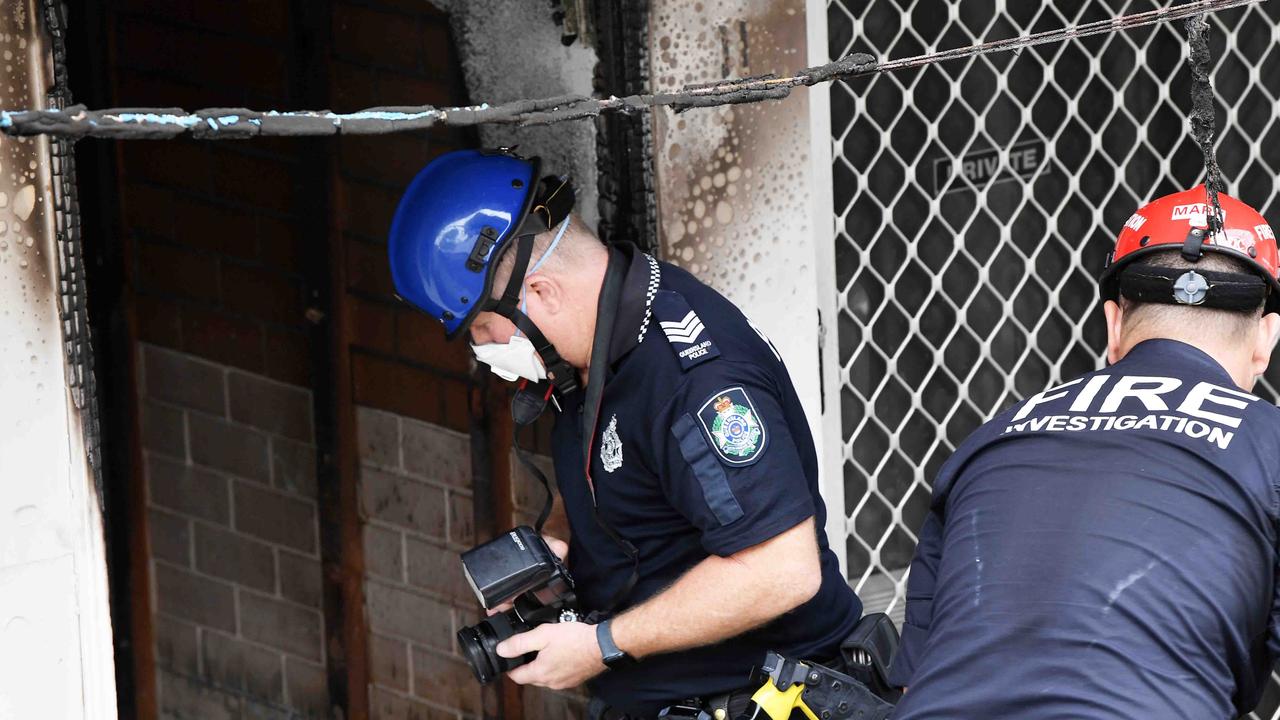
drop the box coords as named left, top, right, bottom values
left=471, top=335, right=547, bottom=382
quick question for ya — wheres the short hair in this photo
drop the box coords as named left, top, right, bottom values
left=488, top=213, right=603, bottom=299
left=1118, top=249, right=1265, bottom=341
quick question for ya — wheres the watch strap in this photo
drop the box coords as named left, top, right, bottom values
left=596, top=618, right=634, bottom=668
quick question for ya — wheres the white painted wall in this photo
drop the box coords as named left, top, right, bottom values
left=649, top=0, right=845, bottom=571
left=0, top=2, right=117, bottom=717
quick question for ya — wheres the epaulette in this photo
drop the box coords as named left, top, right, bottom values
left=652, top=290, right=720, bottom=371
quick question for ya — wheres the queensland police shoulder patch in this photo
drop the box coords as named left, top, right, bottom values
left=697, top=387, right=767, bottom=465
left=652, top=290, right=720, bottom=371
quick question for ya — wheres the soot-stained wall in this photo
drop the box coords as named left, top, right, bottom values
left=99, top=0, right=492, bottom=717
left=647, top=0, right=846, bottom=566
left=429, top=0, right=601, bottom=231
left=98, top=0, right=601, bottom=716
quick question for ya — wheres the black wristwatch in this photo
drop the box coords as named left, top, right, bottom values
left=596, top=619, right=635, bottom=669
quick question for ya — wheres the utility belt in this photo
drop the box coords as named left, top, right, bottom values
left=591, top=614, right=900, bottom=720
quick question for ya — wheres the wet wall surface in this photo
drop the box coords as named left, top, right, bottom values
left=649, top=0, right=835, bottom=481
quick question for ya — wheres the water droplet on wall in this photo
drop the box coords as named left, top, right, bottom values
left=716, top=201, right=734, bottom=225
left=13, top=185, right=34, bottom=220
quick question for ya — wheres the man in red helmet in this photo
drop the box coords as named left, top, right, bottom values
left=887, top=187, right=1280, bottom=718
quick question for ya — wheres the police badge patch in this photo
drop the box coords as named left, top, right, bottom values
left=601, top=414, right=623, bottom=472
left=697, top=387, right=767, bottom=465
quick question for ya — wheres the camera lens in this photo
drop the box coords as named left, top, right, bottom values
left=457, top=610, right=530, bottom=684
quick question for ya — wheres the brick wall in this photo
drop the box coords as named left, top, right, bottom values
left=356, top=406, right=587, bottom=719
left=113, top=0, right=314, bottom=389
left=139, top=344, right=328, bottom=717
left=333, top=1, right=476, bottom=435
left=106, top=0, right=590, bottom=716
left=356, top=406, right=482, bottom=717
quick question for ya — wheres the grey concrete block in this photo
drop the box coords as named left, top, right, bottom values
left=369, top=687, right=454, bottom=720
left=365, top=581, right=454, bottom=650
left=228, top=370, right=314, bottom=443
left=448, top=492, right=474, bottom=548
left=284, top=656, right=331, bottom=718
left=240, top=700, right=293, bottom=720
left=158, top=669, right=241, bottom=720
left=194, top=523, right=276, bottom=593
left=278, top=550, right=323, bottom=609
left=360, top=469, right=447, bottom=540
left=201, top=630, right=285, bottom=704
left=272, top=437, right=317, bottom=498
left=369, top=633, right=410, bottom=693
left=365, top=524, right=404, bottom=582
left=401, top=418, right=470, bottom=487
left=148, top=454, right=230, bottom=525
left=155, top=564, right=237, bottom=634
left=358, top=406, right=401, bottom=471
left=411, top=645, right=484, bottom=715
left=188, top=412, right=271, bottom=484
left=150, top=509, right=192, bottom=567
left=154, top=615, right=199, bottom=676
left=234, top=481, right=317, bottom=554
left=143, top=344, right=227, bottom=417
left=142, top=399, right=187, bottom=460
left=239, top=590, right=324, bottom=662
left=405, top=537, right=469, bottom=606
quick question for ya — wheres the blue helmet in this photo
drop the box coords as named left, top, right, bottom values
left=389, top=148, right=580, bottom=392
left=389, top=149, right=543, bottom=338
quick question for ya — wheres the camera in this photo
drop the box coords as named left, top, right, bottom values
left=456, top=525, right=579, bottom=683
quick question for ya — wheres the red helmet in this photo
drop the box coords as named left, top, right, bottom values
left=1100, top=186, right=1279, bottom=313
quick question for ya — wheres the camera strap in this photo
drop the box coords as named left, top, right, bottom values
left=580, top=246, right=640, bottom=613
left=511, top=381, right=556, bottom=532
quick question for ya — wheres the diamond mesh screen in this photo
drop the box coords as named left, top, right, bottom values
left=828, top=2, right=1280, bottom=715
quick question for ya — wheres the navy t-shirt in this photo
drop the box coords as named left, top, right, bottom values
left=890, top=339, right=1280, bottom=719
left=551, top=245, right=861, bottom=715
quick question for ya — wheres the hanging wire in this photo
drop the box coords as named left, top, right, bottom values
left=0, top=0, right=1263, bottom=141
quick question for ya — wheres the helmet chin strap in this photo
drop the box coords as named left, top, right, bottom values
left=488, top=219, right=580, bottom=396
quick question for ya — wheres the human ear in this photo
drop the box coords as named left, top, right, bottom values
left=1103, top=300, right=1124, bottom=365
left=525, top=275, right=561, bottom=316
left=1250, top=312, right=1280, bottom=378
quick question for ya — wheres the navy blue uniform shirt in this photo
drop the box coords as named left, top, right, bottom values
left=551, top=245, right=861, bottom=715
left=890, top=339, right=1280, bottom=719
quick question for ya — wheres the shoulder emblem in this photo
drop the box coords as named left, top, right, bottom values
left=652, top=290, right=720, bottom=371
left=697, top=387, right=767, bottom=465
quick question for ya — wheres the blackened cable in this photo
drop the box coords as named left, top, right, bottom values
left=0, top=0, right=1262, bottom=140
left=1186, top=13, right=1228, bottom=234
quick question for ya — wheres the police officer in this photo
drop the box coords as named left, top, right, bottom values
left=887, top=187, right=1280, bottom=718
left=388, top=149, right=862, bottom=718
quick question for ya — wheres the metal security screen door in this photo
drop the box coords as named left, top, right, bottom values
left=827, top=1, right=1280, bottom=715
